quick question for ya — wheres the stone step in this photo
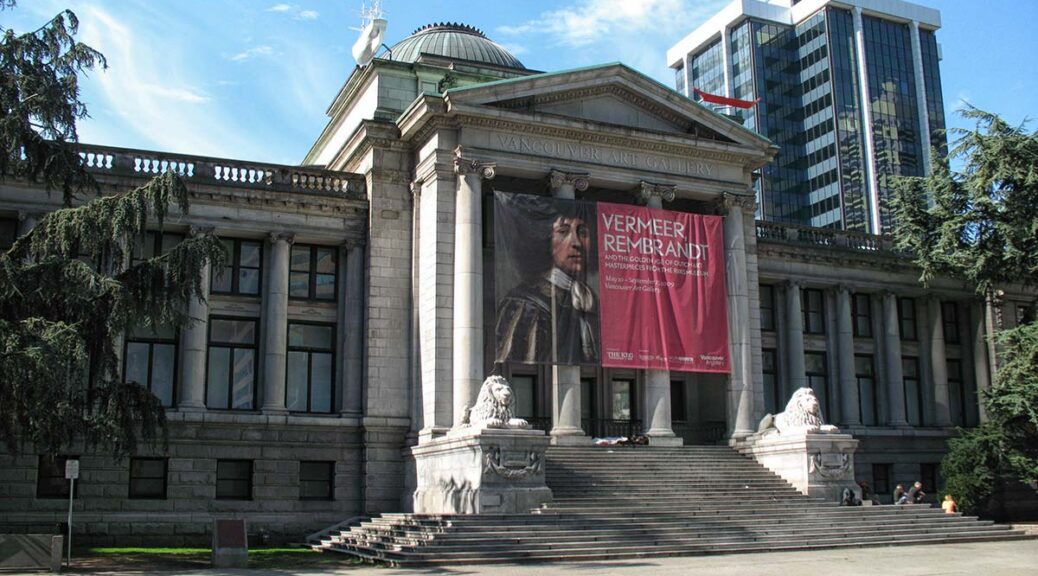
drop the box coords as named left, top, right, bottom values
left=319, top=532, right=1034, bottom=566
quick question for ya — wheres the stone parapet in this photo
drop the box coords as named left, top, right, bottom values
left=411, top=429, right=551, bottom=514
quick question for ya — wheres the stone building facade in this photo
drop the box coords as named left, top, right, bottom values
left=0, top=23, right=1033, bottom=545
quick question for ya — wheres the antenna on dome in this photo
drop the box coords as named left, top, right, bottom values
left=352, top=0, right=387, bottom=67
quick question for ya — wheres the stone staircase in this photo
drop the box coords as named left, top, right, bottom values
left=313, top=445, right=1032, bottom=566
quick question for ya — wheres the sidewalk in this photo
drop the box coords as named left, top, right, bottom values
left=58, top=539, right=1038, bottom=576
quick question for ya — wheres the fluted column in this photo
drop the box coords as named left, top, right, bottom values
left=882, top=291, right=908, bottom=426
left=640, top=181, right=681, bottom=445
left=971, top=301, right=992, bottom=423
left=836, top=285, right=860, bottom=426
left=548, top=169, right=591, bottom=444
left=262, top=232, right=293, bottom=414
left=928, top=297, right=952, bottom=427
left=452, top=147, right=495, bottom=428
left=340, top=242, right=365, bottom=417
left=178, top=227, right=211, bottom=411
left=724, top=192, right=756, bottom=438
left=785, top=280, right=806, bottom=391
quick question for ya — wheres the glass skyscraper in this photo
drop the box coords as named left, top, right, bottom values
left=667, top=0, right=945, bottom=234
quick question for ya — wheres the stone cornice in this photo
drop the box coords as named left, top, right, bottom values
left=758, top=240, right=914, bottom=274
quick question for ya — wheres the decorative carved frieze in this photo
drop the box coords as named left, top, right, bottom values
left=637, top=181, right=676, bottom=205
left=482, top=446, right=545, bottom=481
left=549, top=169, right=589, bottom=192
left=453, top=146, right=496, bottom=180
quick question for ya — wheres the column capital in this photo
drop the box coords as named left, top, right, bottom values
left=637, top=181, right=676, bottom=205
left=409, top=178, right=424, bottom=200
left=784, top=278, right=802, bottom=290
left=453, top=146, right=496, bottom=180
left=268, top=231, right=295, bottom=245
left=188, top=225, right=215, bottom=237
left=720, top=191, right=756, bottom=212
left=549, top=169, right=590, bottom=193
left=835, top=283, right=853, bottom=295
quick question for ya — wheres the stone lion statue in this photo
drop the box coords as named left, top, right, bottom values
left=464, top=375, right=530, bottom=430
left=758, top=387, right=839, bottom=435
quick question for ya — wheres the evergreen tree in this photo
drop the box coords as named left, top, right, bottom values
left=0, top=3, right=224, bottom=456
left=893, top=107, right=1038, bottom=515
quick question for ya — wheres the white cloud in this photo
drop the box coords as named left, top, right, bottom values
left=496, top=0, right=727, bottom=80
left=138, top=84, right=210, bottom=103
left=498, top=43, right=528, bottom=57
left=230, top=45, right=275, bottom=62
left=296, top=10, right=319, bottom=21
left=266, top=4, right=292, bottom=12
left=265, top=4, right=319, bottom=21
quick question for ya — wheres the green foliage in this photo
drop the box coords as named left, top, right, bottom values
left=0, top=4, right=225, bottom=456
left=892, top=106, right=1038, bottom=295
left=893, top=107, right=1038, bottom=516
left=0, top=2, right=105, bottom=203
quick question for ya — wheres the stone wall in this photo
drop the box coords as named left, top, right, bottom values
left=0, top=418, right=364, bottom=547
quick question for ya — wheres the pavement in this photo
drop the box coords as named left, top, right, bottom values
left=44, top=539, right=1038, bottom=576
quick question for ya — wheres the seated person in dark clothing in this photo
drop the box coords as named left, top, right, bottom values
left=907, top=481, right=926, bottom=504
left=894, top=484, right=908, bottom=505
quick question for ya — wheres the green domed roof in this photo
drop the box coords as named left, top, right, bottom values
left=387, top=23, right=525, bottom=70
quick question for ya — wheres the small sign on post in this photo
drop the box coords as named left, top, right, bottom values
left=64, top=460, right=78, bottom=568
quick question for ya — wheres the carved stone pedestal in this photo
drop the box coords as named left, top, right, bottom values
left=411, top=428, right=552, bottom=514
left=745, top=432, right=860, bottom=503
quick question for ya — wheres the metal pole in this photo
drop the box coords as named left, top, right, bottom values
left=66, top=477, right=74, bottom=568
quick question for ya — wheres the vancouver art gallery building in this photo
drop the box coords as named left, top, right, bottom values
left=0, top=23, right=1034, bottom=543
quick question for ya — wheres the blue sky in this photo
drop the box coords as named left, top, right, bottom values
left=3, top=0, right=1036, bottom=166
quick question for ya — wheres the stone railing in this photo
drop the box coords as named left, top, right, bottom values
left=76, top=143, right=366, bottom=199
left=755, top=221, right=901, bottom=254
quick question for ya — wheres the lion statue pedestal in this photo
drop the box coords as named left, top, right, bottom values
left=743, top=388, right=861, bottom=503
left=411, top=376, right=552, bottom=514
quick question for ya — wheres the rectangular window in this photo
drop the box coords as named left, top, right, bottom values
left=872, top=463, right=892, bottom=495
left=852, top=293, right=872, bottom=338
left=805, top=351, right=830, bottom=417
left=580, top=377, right=594, bottom=420
left=0, top=218, right=17, bottom=250
left=856, top=354, right=877, bottom=426
left=124, top=324, right=177, bottom=407
left=129, top=458, right=168, bottom=499
left=898, top=297, right=917, bottom=341
left=762, top=349, right=780, bottom=415
left=759, top=285, right=776, bottom=331
left=216, top=459, right=252, bottom=500
left=670, top=380, right=687, bottom=422
left=802, top=289, right=825, bottom=334
left=299, top=461, right=334, bottom=501
left=290, top=245, right=338, bottom=301
left=903, top=356, right=923, bottom=425
left=942, top=301, right=960, bottom=344
left=206, top=318, right=258, bottom=410
left=920, top=462, right=939, bottom=496
left=947, top=359, right=966, bottom=426
left=131, top=231, right=183, bottom=266
left=286, top=322, right=335, bottom=413
left=611, top=379, right=633, bottom=420
left=211, top=239, right=262, bottom=296
left=37, top=455, right=78, bottom=499
left=510, top=374, right=536, bottom=419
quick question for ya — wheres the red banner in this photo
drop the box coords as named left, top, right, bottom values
left=597, top=202, right=729, bottom=372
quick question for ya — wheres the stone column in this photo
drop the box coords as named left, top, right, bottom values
left=971, top=301, right=992, bottom=423
left=882, top=291, right=908, bottom=426
left=928, top=297, right=952, bottom=427
left=639, top=181, right=681, bottom=445
left=784, top=280, right=806, bottom=391
left=178, top=227, right=211, bottom=411
left=262, top=232, right=293, bottom=414
left=909, top=20, right=934, bottom=176
left=836, top=285, right=860, bottom=426
left=724, top=192, right=756, bottom=438
left=547, top=170, right=591, bottom=444
left=853, top=6, right=882, bottom=235
left=17, top=211, right=40, bottom=236
left=340, top=242, right=365, bottom=417
left=452, top=147, right=495, bottom=428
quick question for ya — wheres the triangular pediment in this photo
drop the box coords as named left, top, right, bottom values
left=443, top=63, right=774, bottom=152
